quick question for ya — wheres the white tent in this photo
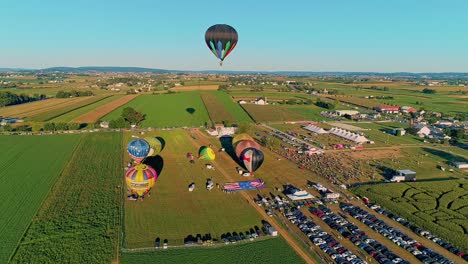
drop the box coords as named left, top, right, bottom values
left=329, top=127, right=368, bottom=143
left=303, top=124, right=328, bottom=134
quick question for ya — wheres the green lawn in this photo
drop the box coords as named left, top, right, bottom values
left=103, top=93, right=210, bottom=127
left=0, top=134, right=82, bottom=263
left=50, top=94, right=124, bottom=122
left=123, top=130, right=262, bottom=248
left=351, top=122, right=424, bottom=147
left=121, top=238, right=304, bottom=264
left=240, top=104, right=308, bottom=122
left=11, top=133, right=122, bottom=264
left=352, top=179, right=468, bottom=252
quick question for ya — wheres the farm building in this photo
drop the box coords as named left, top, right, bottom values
left=333, top=110, right=359, bottom=116
left=450, top=161, right=468, bottom=169
left=0, top=118, right=23, bottom=125
left=254, top=97, right=268, bottom=105
left=303, top=124, right=328, bottom=134
left=400, top=106, right=417, bottom=113
left=99, top=121, right=109, bottom=128
left=390, top=169, right=416, bottom=182
left=329, top=127, right=368, bottom=143
left=415, top=124, right=431, bottom=137
left=238, top=100, right=247, bottom=104
left=375, top=105, right=400, bottom=114
left=391, top=128, right=406, bottom=136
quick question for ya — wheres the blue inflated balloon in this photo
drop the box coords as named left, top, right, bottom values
left=127, top=139, right=150, bottom=161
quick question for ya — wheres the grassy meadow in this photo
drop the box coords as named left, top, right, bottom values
left=103, top=93, right=210, bottom=127
left=0, top=134, right=82, bottom=263
left=11, top=133, right=122, bottom=264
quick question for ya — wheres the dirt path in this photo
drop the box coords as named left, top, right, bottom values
left=189, top=129, right=315, bottom=264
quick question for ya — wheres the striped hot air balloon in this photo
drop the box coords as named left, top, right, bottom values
left=235, top=139, right=261, bottom=158
left=127, top=139, right=150, bottom=163
left=240, top=147, right=264, bottom=175
left=125, top=164, right=158, bottom=196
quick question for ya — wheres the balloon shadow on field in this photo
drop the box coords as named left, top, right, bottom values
left=156, top=137, right=166, bottom=152
left=144, top=155, right=164, bottom=176
left=186, top=107, right=196, bottom=115
left=220, top=136, right=241, bottom=165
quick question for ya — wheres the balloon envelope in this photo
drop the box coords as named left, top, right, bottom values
left=125, top=164, right=158, bottom=196
left=205, top=24, right=238, bottom=62
left=235, top=139, right=261, bottom=158
left=232, top=133, right=253, bottom=146
left=127, top=139, right=151, bottom=163
left=240, top=148, right=264, bottom=174
left=144, top=137, right=162, bottom=155
left=199, top=146, right=215, bottom=161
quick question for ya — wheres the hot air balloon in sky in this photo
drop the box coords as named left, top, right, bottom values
left=144, top=137, right=162, bottom=157
left=125, top=164, right=158, bottom=196
left=199, top=146, right=215, bottom=161
left=127, top=139, right=150, bottom=163
left=205, top=24, right=238, bottom=66
left=235, top=139, right=261, bottom=158
left=240, top=147, right=264, bottom=175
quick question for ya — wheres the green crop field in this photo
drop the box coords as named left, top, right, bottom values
left=121, top=238, right=304, bottom=264
left=210, top=91, right=253, bottom=123
left=123, top=130, right=262, bottom=248
left=50, top=94, right=124, bottom=122
left=0, top=134, right=82, bottom=263
left=103, top=93, right=210, bottom=128
left=283, top=104, right=333, bottom=121
left=28, top=95, right=112, bottom=122
left=11, top=133, right=122, bottom=264
left=352, top=179, right=468, bottom=252
left=201, top=92, right=236, bottom=124
left=241, top=104, right=308, bottom=122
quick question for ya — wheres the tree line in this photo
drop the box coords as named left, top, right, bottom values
left=56, top=90, right=94, bottom=98
left=0, top=91, right=47, bottom=107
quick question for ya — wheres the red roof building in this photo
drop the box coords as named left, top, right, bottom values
left=376, top=105, right=400, bottom=114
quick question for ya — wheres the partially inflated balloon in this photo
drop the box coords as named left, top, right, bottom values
left=235, top=139, right=261, bottom=158
left=205, top=24, right=238, bottom=65
left=144, top=137, right=162, bottom=156
left=199, top=146, right=215, bottom=161
left=127, top=139, right=150, bottom=163
left=232, top=133, right=253, bottom=146
left=125, top=164, right=158, bottom=196
left=240, top=148, right=264, bottom=174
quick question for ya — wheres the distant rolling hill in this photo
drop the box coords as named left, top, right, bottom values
left=42, top=66, right=173, bottom=73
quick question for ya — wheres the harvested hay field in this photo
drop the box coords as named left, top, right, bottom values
left=327, top=122, right=367, bottom=131
left=73, top=94, right=139, bottom=123
left=29, top=95, right=112, bottom=122
left=170, top=85, right=219, bottom=91
left=0, top=97, right=89, bottom=119
left=201, top=92, right=235, bottom=124
left=345, top=147, right=401, bottom=160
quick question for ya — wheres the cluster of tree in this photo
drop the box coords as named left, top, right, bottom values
left=250, top=87, right=264, bottom=92
left=43, top=122, right=82, bottom=131
left=444, top=128, right=466, bottom=141
left=218, top=84, right=229, bottom=91
left=278, top=99, right=313, bottom=105
left=108, top=107, right=145, bottom=128
left=0, top=91, right=47, bottom=107
left=315, top=99, right=336, bottom=109
left=126, top=89, right=137, bottom=94
left=422, top=88, right=437, bottom=94
left=368, top=86, right=390, bottom=91
left=373, top=96, right=394, bottom=99
left=0, top=82, right=18, bottom=88
left=1, top=125, right=32, bottom=132
left=56, top=90, right=94, bottom=98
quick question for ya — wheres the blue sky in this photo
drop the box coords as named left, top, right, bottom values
left=2, top=0, right=468, bottom=72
